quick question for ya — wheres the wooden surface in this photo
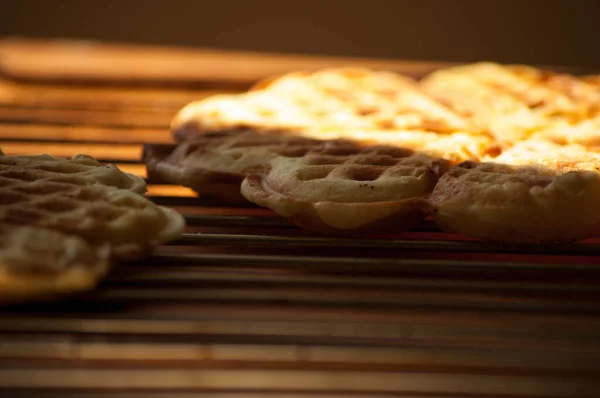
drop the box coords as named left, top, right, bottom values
left=1, top=38, right=600, bottom=397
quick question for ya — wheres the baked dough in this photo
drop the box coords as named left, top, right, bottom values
left=242, top=140, right=448, bottom=234
left=428, top=160, right=600, bottom=244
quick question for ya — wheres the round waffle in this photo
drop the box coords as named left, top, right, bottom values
left=145, top=130, right=325, bottom=204
left=532, top=114, right=600, bottom=148
left=171, top=68, right=495, bottom=163
left=249, top=67, right=473, bottom=133
left=0, top=183, right=184, bottom=261
left=0, top=151, right=185, bottom=302
left=420, top=62, right=597, bottom=146
left=241, top=141, right=449, bottom=234
left=487, top=140, right=600, bottom=172
left=0, top=152, right=147, bottom=194
left=428, top=160, right=600, bottom=244
left=0, top=226, right=110, bottom=302
left=0, top=150, right=185, bottom=260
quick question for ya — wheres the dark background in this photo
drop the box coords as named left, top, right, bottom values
left=0, top=0, right=597, bottom=67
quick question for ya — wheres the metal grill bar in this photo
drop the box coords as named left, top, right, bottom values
left=182, top=214, right=445, bottom=232
left=171, top=232, right=600, bottom=255
left=105, top=267, right=600, bottom=293
left=147, top=252, right=600, bottom=273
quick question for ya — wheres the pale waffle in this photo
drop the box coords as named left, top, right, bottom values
left=0, top=152, right=147, bottom=194
left=171, top=68, right=496, bottom=163
left=420, top=62, right=599, bottom=146
left=0, top=226, right=110, bottom=302
left=428, top=159, right=600, bottom=244
left=145, top=129, right=325, bottom=204
left=0, top=151, right=185, bottom=302
left=0, top=183, right=184, bottom=261
left=241, top=140, right=449, bottom=235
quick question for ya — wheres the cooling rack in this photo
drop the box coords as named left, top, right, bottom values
left=0, top=38, right=599, bottom=397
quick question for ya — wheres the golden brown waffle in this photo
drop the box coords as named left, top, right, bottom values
left=428, top=160, right=600, bottom=244
left=420, top=62, right=599, bottom=146
left=532, top=114, right=600, bottom=148
left=487, top=139, right=600, bottom=172
left=241, top=140, right=449, bottom=235
left=581, top=75, right=600, bottom=90
left=0, top=152, right=147, bottom=194
left=0, top=226, right=110, bottom=302
left=249, top=68, right=472, bottom=132
left=171, top=68, right=496, bottom=162
left=145, top=130, right=325, bottom=205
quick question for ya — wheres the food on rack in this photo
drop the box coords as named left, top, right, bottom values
left=0, top=226, right=110, bottom=302
left=0, top=159, right=185, bottom=260
left=420, top=62, right=599, bottom=146
left=427, top=154, right=600, bottom=244
left=486, top=139, right=600, bottom=171
left=173, top=67, right=467, bottom=134
left=144, top=129, right=325, bottom=204
left=241, top=140, right=449, bottom=234
left=0, top=152, right=147, bottom=194
left=171, top=68, right=497, bottom=163
left=0, top=151, right=185, bottom=302
left=0, top=183, right=184, bottom=261
left=532, top=114, right=600, bottom=148
left=164, top=63, right=600, bottom=243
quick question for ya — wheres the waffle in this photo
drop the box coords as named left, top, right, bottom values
left=241, top=140, right=449, bottom=234
left=0, top=151, right=185, bottom=302
left=420, top=62, right=598, bottom=146
left=0, top=182, right=184, bottom=261
left=249, top=68, right=472, bottom=132
left=488, top=140, right=600, bottom=172
left=0, top=152, right=147, bottom=194
left=0, top=226, right=110, bottom=302
left=171, top=68, right=496, bottom=162
left=145, top=130, right=326, bottom=204
left=0, top=150, right=184, bottom=259
left=532, top=114, right=600, bottom=148
left=428, top=160, right=600, bottom=244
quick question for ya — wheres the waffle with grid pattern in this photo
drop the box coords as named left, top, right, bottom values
left=428, top=157, right=600, bottom=244
left=0, top=226, right=110, bottom=302
left=532, top=113, right=600, bottom=148
left=420, top=62, right=600, bottom=147
left=0, top=152, right=147, bottom=194
left=171, top=68, right=497, bottom=163
left=145, top=129, right=326, bottom=205
left=487, top=139, right=600, bottom=172
left=0, top=151, right=185, bottom=301
left=241, top=140, right=449, bottom=234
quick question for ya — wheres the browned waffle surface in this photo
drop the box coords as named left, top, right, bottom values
left=1, top=39, right=600, bottom=397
